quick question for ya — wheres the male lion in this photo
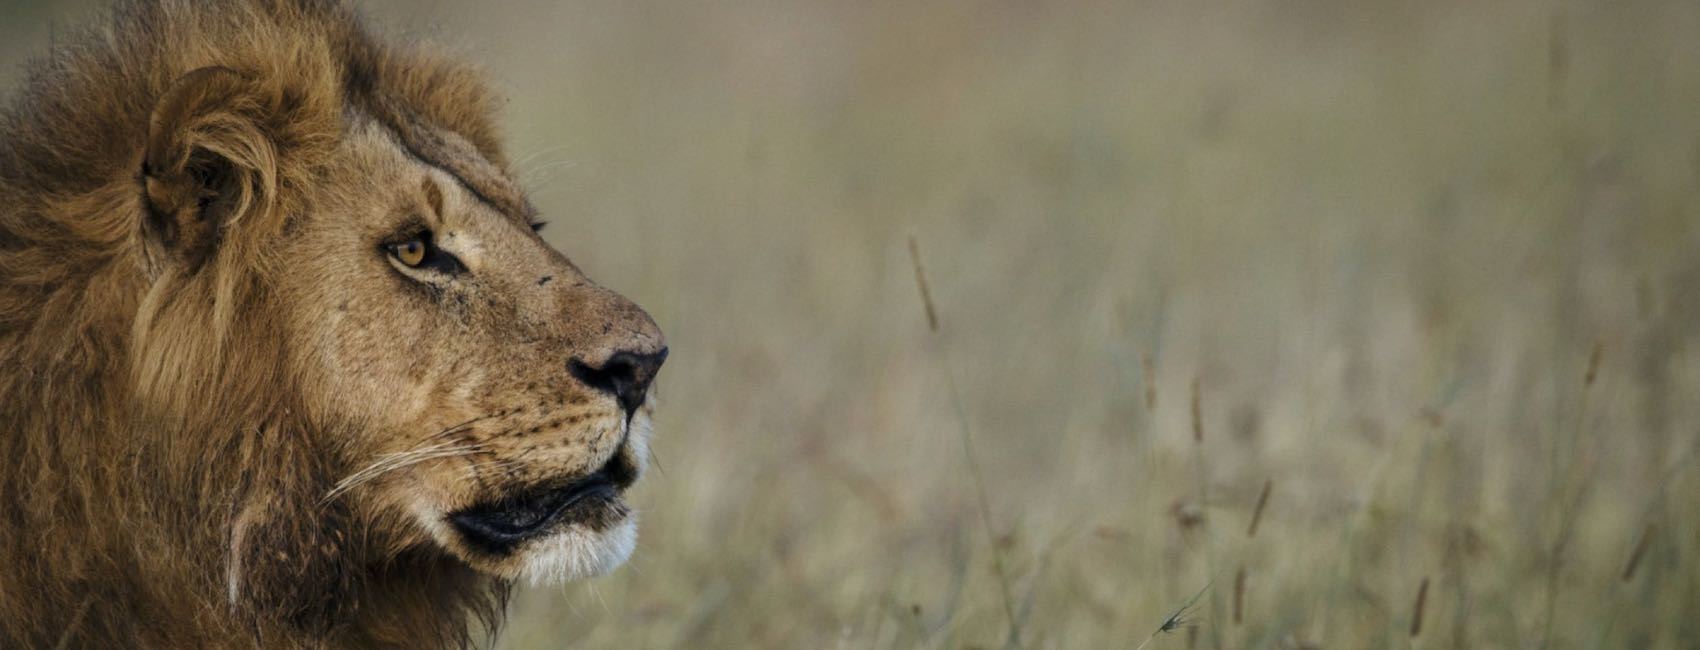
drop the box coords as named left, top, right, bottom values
left=0, top=1, right=667, bottom=646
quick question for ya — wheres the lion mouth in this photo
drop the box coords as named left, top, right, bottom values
left=447, top=446, right=637, bottom=555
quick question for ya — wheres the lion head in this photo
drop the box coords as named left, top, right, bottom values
left=287, top=115, right=669, bottom=584
left=0, top=1, right=664, bottom=645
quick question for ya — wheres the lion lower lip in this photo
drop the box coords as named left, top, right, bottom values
left=448, top=452, right=635, bottom=555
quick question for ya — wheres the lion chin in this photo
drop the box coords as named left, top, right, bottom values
left=517, top=410, right=652, bottom=585
left=413, top=483, right=643, bottom=586
left=518, top=517, right=640, bottom=586
left=415, top=410, right=655, bottom=586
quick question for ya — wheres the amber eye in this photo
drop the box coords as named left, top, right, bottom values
left=391, top=238, right=427, bottom=267
left=383, top=230, right=466, bottom=276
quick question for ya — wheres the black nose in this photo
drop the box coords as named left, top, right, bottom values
left=569, top=348, right=668, bottom=418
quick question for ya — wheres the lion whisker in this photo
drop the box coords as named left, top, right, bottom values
left=425, top=414, right=497, bottom=443
left=324, top=442, right=488, bottom=503
left=455, top=443, right=530, bottom=483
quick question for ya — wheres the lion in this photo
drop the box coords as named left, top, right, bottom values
left=0, top=1, right=667, bottom=646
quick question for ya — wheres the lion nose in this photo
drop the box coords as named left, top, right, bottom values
left=568, top=348, right=668, bottom=419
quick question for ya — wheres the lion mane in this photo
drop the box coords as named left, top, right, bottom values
left=0, top=1, right=530, bottom=646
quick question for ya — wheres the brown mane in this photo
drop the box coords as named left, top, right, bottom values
left=0, top=1, right=522, bottom=646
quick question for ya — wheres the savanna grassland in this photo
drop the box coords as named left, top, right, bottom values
left=4, top=0, right=1699, bottom=647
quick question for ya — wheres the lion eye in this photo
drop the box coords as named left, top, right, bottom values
left=391, top=238, right=427, bottom=267
left=383, top=231, right=467, bottom=276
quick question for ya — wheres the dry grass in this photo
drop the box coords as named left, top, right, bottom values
left=7, top=0, right=1700, bottom=647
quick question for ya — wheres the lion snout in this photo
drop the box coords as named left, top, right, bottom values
left=568, top=347, right=668, bottom=420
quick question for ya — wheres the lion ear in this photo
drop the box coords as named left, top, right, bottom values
left=141, top=66, right=277, bottom=269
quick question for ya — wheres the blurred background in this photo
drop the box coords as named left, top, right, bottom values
left=6, top=0, right=1700, bottom=646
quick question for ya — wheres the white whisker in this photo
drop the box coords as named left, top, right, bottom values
left=323, top=441, right=486, bottom=504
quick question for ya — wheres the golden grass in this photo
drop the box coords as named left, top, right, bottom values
left=5, top=0, right=1700, bottom=646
